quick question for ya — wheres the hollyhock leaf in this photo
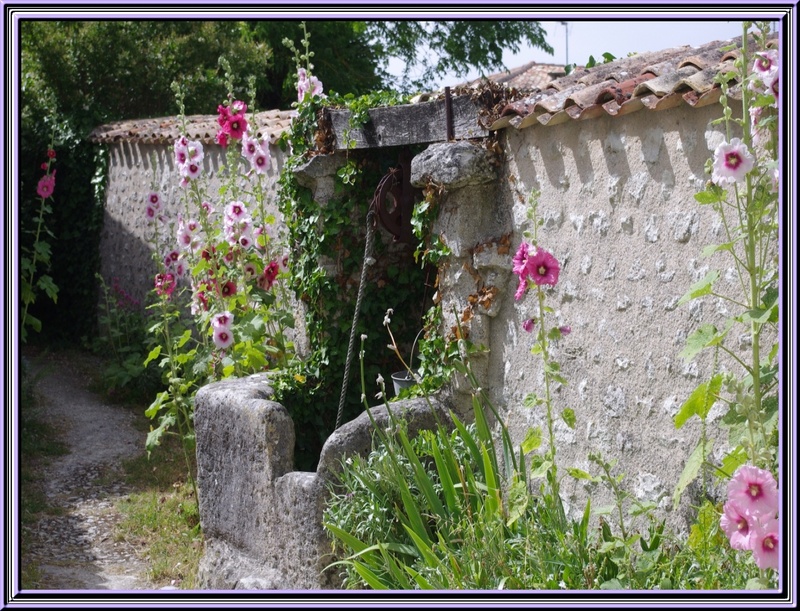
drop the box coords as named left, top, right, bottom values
left=143, top=345, right=162, bottom=367
left=677, top=270, right=720, bottom=306
left=672, top=438, right=709, bottom=508
left=674, top=375, right=721, bottom=428
left=678, top=328, right=712, bottom=363
left=561, top=408, right=576, bottom=429
left=701, top=241, right=735, bottom=257
left=520, top=426, right=542, bottom=454
left=567, top=467, right=597, bottom=481
left=718, top=446, right=748, bottom=480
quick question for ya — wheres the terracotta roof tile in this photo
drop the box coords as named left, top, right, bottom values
left=489, top=33, right=775, bottom=132
left=89, top=109, right=296, bottom=145
left=465, top=61, right=567, bottom=92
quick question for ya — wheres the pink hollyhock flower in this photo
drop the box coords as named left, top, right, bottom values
left=244, top=262, right=257, bottom=279
left=231, top=100, right=247, bottom=114
left=527, top=248, right=561, bottom=286
left=712, top=138, right=755, bottom=186
left=174, top=137, right=189, bottom=165
left=186, top=140, right=204, bottom=164
left=212, top=311, right=234, bottom=330
left=36, top=172, right=56, bottom=199
left=251, top=149, right=270, bottom=174
left=47, top=149, right=56, bottom=159
left=217, top=104, right=230, bottom=127
left=753, top=50, right=778, bottom=80
left=279, top=254, right=290, bottom=272
left=727, top=465, right=778, bottom=519
left=201, top=201, right=215, bottom=216
left=180, top=161, right=202, bottom=181
left=297, top=68, right=309, bottom=102
left=720, top=500, right=754, bottom=551
left=241, top=133, right=260, bottom=160
left=147, top=192, right=162, bottom=210
left=213, top=327, right=234, bottom=350
left=522, top=318, right=536, bottom=333
left=750, top=517, right=779, bottom=571
left=145, top=205, right=157, bottom=221
left=225, top=201, right=248, bottom=221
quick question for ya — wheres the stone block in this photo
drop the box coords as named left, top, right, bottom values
left=410, top=141, right=497, bottom=189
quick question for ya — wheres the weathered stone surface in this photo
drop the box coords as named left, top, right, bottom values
left=410, top=141, right=496, bottom=189
left=195, top=377, right=456, bottom=590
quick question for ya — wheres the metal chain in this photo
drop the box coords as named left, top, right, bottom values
left=335, top=210, right=376, bottom=430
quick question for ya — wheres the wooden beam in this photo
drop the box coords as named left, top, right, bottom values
left=327, top=95, right=489, bottom=150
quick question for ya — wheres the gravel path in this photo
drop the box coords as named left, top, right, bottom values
left=21, top=348, right=155, bottom=590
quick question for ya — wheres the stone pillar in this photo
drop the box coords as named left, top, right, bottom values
left=409, top=141, right=508, bottom=414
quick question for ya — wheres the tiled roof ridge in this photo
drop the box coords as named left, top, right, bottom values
left=89, top=108, right=296, bottom=145
left=490, top=32, right=779, bottom=131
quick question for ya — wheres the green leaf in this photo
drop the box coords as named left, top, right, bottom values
left=701, top=242, right=734, bottom=257
left=677, top=270, right=720, bottom=306
left=561, top=408, right=576, bottom=429
left=600, top=578, right=625, bottom=590
left=506, top=479, right=529, bottom=527
left=674, top=374, right=722, bottom=428
left=717, top=445, right=748, bottom=480
left=36, top=275, right=59, bottom=302
left=529, top=459, right=553, bottom=479
left=567, top=467, right=597, bottom=482
left=672, top=438, right=710, bottom=508
left=679, top=321, right=730, bottom=362
left=520, top=427, right=542, bottom=454
left=694, top=187, right=724, bottom=205
left=145, top=391, right=169, bottom=419
left=143, top=345, right=162, bottom=367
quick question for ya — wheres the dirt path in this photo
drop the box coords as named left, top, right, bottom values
left=21, top=348, right=157, bottom=590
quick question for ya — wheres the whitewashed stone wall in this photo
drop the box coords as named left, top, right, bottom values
left=97, top=139, right=286, bottom=308
left=416, top=103, right=751, bottom=533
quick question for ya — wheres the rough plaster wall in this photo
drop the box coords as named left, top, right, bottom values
left=486, top=104, right=749, bottom=531
left=97, top=140, right=286, bottom=309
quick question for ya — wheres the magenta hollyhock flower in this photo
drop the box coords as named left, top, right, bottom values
left=36, top=173, right=56, bottom=199
left=749, top=517, right=779, bottom=571
left=154, top=273, right=176, bottom=297
left=712, top=138, right=755, bottom=186
left=145, top=205, right=157, bottom=221
left=727, top=465, right=779, bottom=519
left=720, top=501, right=754, bottom=551
left=512, top=241, right=530, bottom=276
left=559, top=325, right=571, bottom=336
left=215, top=131, right=229, bottom=148
left=224, top=113, right=248, bottom=140
left=527, top=248, right=561, bottom=286
left=47, top=148, right=56, bottom=159
left=213, top=327, right=234, bottom=350
left=522, top=318, right=536, bottom=333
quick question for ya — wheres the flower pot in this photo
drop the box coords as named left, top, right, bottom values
left=391, top=370, right=416, bottom=396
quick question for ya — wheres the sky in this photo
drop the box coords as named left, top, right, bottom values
left=415, top=19, right=756, bottom=89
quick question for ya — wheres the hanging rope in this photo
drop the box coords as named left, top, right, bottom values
left=335, top=210, right=376, bottom=430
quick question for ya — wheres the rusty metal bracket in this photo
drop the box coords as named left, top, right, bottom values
left=369, top=147, right=419, bottom=244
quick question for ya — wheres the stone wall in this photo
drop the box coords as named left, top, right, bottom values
left=412, top=103, right=749, bottom=533
left=194, top=374, right=453, bottom=589
left=97, top=139, right=286, bottom=309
